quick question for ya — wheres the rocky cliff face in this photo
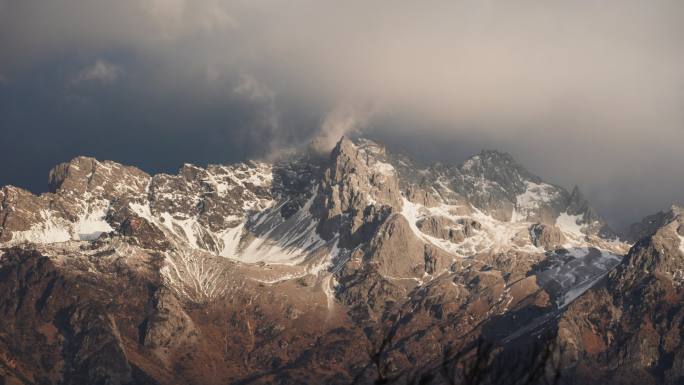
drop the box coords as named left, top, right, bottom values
left=0, top=136, right=653, bottom=385
left=550, top=206, right=684, bottom=385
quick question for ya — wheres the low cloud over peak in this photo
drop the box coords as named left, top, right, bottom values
left=0, top=0, right=683, bottom=228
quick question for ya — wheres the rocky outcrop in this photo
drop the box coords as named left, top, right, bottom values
left=366, top=214, right=427, bottom=278
left=416, top=215, right=465, bottom=243
left=313, top=137, right=401, bottom=246
left=47, top=156, right=150, bottom=199
left=414, top=216, right=482, bottom=244
left=529, top=223, right=566, bottom=250
left=461, top=218, right=482, bottom=236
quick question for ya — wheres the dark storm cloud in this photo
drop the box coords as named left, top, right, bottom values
left=0, top=0, right=683, bottom=228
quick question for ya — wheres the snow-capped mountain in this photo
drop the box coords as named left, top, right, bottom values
left=0, top=136, right=675, bottom=385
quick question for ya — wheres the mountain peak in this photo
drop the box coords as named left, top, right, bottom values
left=0, top=138, right=642, bottom=385
left=47, top=156, right=149, bottom=197
left=329, top=135, right=355, bottom=158
left=460, top=149, right=539, bottom=184
left=609, top=204, right=684, bottom=295
left=477, top=149, right=517, bottom=163
left=623, top=205, right=684, bottom=243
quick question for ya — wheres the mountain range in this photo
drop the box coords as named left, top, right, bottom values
left=0, top=136, right=682, bottom=385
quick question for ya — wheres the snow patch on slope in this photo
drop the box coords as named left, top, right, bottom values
left=10, top=202, right=113, bottom=244
left=129, top=202, right=153, bottom=220
left=401, top=197, right=461, bottom=254
left=238, top=193, right=328, bottom=265
left=557, top=212, right=585, bottom=240
left=74, top=204, right=113, bottom=240
left=534, top=247, right=622, bottom=308
left=131, top=202, right=206, bottom=249
left=470, top=209, right=540, bottom=254
left=219, top=223, right=245, bottom=258
left=130, top=189, right=326, bottom=266
left=161, top=212, right=202, bottom=248
left=10, top=210, right=71, bottom=245
left=679, top=234, right=684, bottom=256
left=373, top=161, right=395, bottom=176
left=401, top=197, right=540, bottom=257
left=511, top=182, right=560, bottom=222
left=401, top=192, right=628, bottom=263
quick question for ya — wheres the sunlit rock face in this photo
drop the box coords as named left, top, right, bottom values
left=3, top=136, right=662, bottom=385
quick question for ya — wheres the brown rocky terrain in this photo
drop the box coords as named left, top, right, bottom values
left=549, top=206, right=684, bottom=385
left=1, top=136, right=664, bottom=385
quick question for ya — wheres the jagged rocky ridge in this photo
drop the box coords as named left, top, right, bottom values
left=548, top=205, right=684, bottom=385
left=1, top=136, right=675, bottom=385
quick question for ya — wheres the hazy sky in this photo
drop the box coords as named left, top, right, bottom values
left=1, top=0, right=683, bottom=229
